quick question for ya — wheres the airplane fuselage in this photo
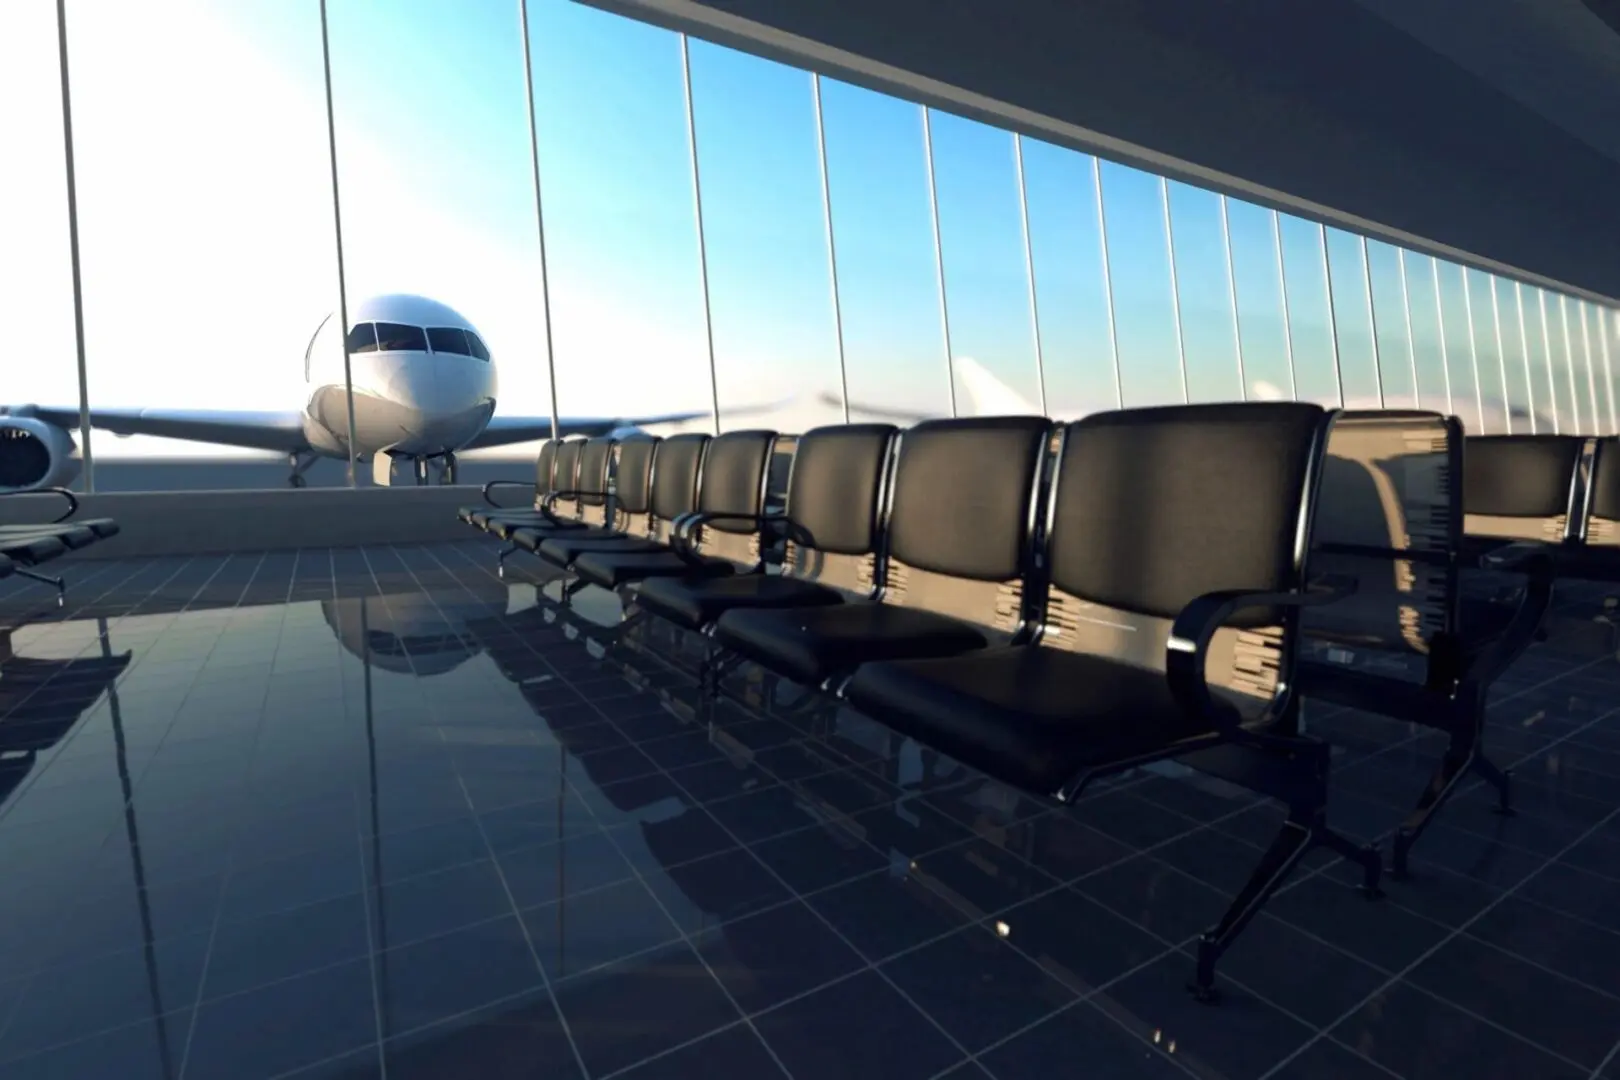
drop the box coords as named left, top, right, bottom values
left=302, top=295, right=499, bottom=462
left=302, top=352, right=497, bottom=461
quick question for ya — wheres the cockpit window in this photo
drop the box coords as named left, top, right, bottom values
left=465, top=331, right=491, bottom=362
left=426, top=327, right=473, bottom=356
left=374, top=323, right=428, bottom=353
left=346, top=323, right=379, bottom=354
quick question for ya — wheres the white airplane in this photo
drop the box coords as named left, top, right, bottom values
left=0, top=294, right=721, bottom=493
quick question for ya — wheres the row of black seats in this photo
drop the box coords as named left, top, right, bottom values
left=456, top=407, right=1573, bottom=999
left=0, top=489, right=119, bottom=605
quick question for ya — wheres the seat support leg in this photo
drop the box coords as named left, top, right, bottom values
left=1189, top=761, right=1381, bottom=1005
left=496, top=543, right=518, bottom=578
left=14, top=567, right=65, bottom=607
left=1390, top=714, right=1511, bottom=879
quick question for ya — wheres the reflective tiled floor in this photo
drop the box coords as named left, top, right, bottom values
left=2, top=543, right=1619, bottom=1080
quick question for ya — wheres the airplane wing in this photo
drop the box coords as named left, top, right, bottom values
left=13, top=406, right=311, bottom=454
left=817, top=392, right=939, bottom=425
left=465, top=409, right=716, bottom=450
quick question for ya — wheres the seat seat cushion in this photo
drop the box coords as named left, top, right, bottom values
left=466, top=507, right=542, bottom=530
left=0, top=533, right=68, bottom=564
left=75, top=518, right=119, bottom=540
left=0, top=524, right=98, bottom=550
left=532, top=532, right=666, bottom=565
left=574, top=550, right=735, bottom=590
left=635, top=572, right=843, bottom=630
left=489, top=514, right=592, bottom=541
left=713, top=602, right=989, bottom=687
left=846, top=646, right=1217, bottom=794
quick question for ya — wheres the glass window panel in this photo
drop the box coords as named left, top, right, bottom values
left=1403, top=252, right=1449, bottom=414
left=1576, top=301, right=1610, bottom=435
left=1550, top=293, right=1587, bottom=432
left=1434, top=260, right=1480, bottom=433
left=426, top=327, right=472, bottom=356
left=1364, top=240, right=1415, bottom=409
left=347, top=323, right=379, bottom=354
left=1516, top=284, right=1556, bottom=434
left=1098, top=162, right=1182, bottom=407
left=532, top=3, right=713, bottom=431
left=1603, top=306, right=1620, bottom=435
left=373, top=323, right=428, bottom=354
left=1021, top=141, right=1116, bottom=418
left=820, top=80, right=950, bottom=420
left=688, top=43, right=843, bottom=433
left=1, top=2, right=86, bottom=490
left=1466, top=269, right=1507, bottom=433
left=1492, top=277, right=1536, bottom=432
left=1528, top=287, right=1573, bottom=433
left=466, top=330, right=491, bottom=363
left=70, top=0, right=345, bottom=490
left=1167, top=181, right=1242, bottom=403
left=1225, top=200, right=1291, bottom=401
left=1277, top=215, right=1339, bottom=405
left=328, top=0, right=551, bottom=482
left=926, top=111, right=1042, bottom=416
left=1324, top=227, right=1379, bottom=408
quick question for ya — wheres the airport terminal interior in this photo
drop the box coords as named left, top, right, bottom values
left=4, top=1, right=1620, bottom=1079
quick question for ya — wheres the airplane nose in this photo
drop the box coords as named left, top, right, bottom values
left=376, top=355, right=439, bottom=412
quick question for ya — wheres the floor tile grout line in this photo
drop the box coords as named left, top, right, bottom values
left=581, top=592, right=1620, bottom=1079
left=351, top=546, right=391, bottom=1080
left=416, top=545, right=806, bottom=1080
left=1591, top=1034, right=1620, bottom=1080
left=0, top=554, right=205, bottom=829
left=11, top=549, right=1610, bottom=1078
left=1255, top=804, right=1620, bottom=1080
left=393, top=544, right=596, bottom=1080
left=433, top=542, right=1566, bottom=1078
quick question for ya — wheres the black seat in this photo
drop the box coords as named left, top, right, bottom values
left=712, top=415, right=1052, bottom=688
left=844, top=402, right=1381, bottom=1002
left=0, top=553, right=11, bottom=579
left=485, top=437, right=606, bottom=541
left=848, top=646, right=1206, bottom=793
left=515, top=435, right=664, bottom=564
left=716, top=602, right=989, bottom=687
left=527, top=432, right=709, bottom=581
left=461, top=438, right=560, bottom=530
left=0, top=488, right=118, bottom=604
left=1459, top=434, right=1584, bottom=557
left=1560, top=435, right=1620, bottom=581
left=1293, top=413, right=1541, bottom=875
left=571, top=430, right=779, bottom=590
left=635, top=423, right=897, bottom=631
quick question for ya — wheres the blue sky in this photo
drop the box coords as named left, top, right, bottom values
left=3, top=0, right=1617, bottom=461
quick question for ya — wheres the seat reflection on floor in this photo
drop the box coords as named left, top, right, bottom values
left=1, top=541, right=1618, bottom=1080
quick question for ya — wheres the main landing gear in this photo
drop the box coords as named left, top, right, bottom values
left=287, top=451, right=317, bottom=489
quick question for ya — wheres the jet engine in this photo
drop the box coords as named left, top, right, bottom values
left=0, top=415, right=82, bottom=492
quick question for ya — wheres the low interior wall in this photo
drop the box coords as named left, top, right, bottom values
left=0, top=486, right=509, bottom=559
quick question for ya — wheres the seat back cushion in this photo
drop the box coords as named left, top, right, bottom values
left=693, top=429, right=776, bottom=566
left=782, top=423, right=896, bottom=597
left=882, top=416, right=1051, bottom=635
left=1462, top=434, right=1582, bottom=541
left=549, top=439, right=585, bottom=520
left=1299, top=411, right=1460, bottom=685
left=533, top=439, right=558, bottom=506
left=612, top=436, right=659, bottom=536
left=648, top=433, right=710, bottom=535
left=1044, top=402, right=1326, bottom=709
left=575, top=437, right=617, bottom=525
left=1586, top=437, right=1620, bottom=547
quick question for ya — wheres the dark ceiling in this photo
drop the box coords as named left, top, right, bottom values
left=584, top=0, right=1620, bottom=303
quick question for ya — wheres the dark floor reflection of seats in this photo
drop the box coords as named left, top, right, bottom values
left=1, top=542, right=1619, bottom=1080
